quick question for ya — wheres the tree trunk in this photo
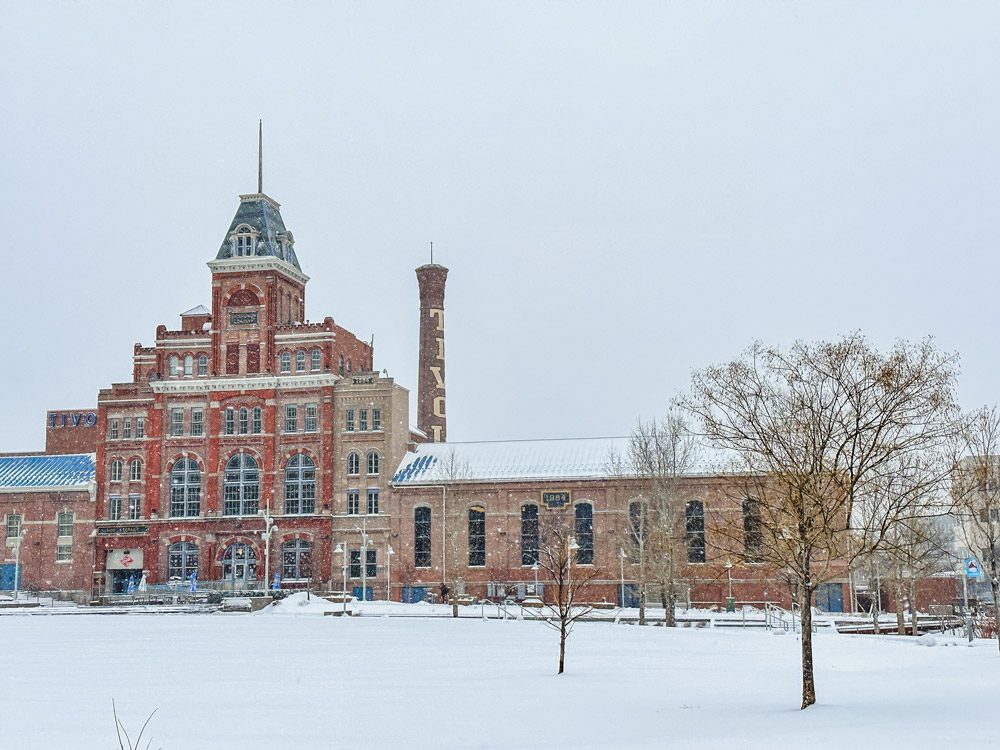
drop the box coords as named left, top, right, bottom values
left=558, top=616, right=567, bottom=674
left=665, top=584, right=676, bottom=627
left=895, top=579, right=906, bottom=635
left=872, top=591, right=880, bottom=635
left=909, top=578, right=919, bottom=636
left=799, top=584, right=816, bottom=709
left=991, top=559, right=1000, bottom=655
left=638, top=566, right=646, bottom=626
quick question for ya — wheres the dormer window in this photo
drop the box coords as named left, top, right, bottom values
left=232, top=225, right=256, bottom=257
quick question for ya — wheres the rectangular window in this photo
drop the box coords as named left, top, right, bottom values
left=285, top=404, right=298, bottom=433
left=347, top=490, right=360, bottom=515
left=239, top=408, right=249, bottom=434
left=304, top=404, right=318, bottom=433
left=57, top=512, right=73, bottom=537
left=5, top=513, right=22, bottom=539
left=367, top=489, right=379, bottom=515
left=468, top=507, right=486, bottom=567
left=311, top=350, right=321, bottom=371
left=109, top=496, right=122, bottom=521
left=170, top=408, right=184, bottom=437
left=372, top=408, right=381, bottom=431
left=366, top=549, right=377, bottom=579
left=56, top=543, right=73, bottom=561
left=191, top=408, right=204, bottom=437
left=197, top=355, right=208, bottom=376
left=109, top=418, right=120, bottom=440
left=136, top=417, right=145, bottom=438
left=252, top=407, right=262, bottom=434
left=127, top=494, right=141, bottom=520
left=122, top=418, right=132, bottom=440
left=359, top=409, right=368, bottom=431
left=345, top=409, right=355, bottom=432
left=350, top=549, right=361, bottom=578
left=224, top=408, right=235, bottom=435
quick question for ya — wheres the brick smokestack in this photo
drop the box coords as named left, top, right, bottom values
left=416, top=263, right=448, bottom=442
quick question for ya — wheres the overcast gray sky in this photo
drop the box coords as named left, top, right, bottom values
left=1, top=2, right=998, bottom=452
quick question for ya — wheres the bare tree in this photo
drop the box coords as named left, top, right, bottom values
left=879, top=515, right=954, bottom=635
left=627, top=413, right=703, bottom=627
left=535, top=508, right=598, bottom=674
left=952, top=405, right=1000, bottom=653
left=681, top=334, right=959, bottom=709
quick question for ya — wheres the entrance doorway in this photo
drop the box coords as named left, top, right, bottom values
left=221, top=543, right=258, bottom=590
left=110, top=569, right=144, bottom=593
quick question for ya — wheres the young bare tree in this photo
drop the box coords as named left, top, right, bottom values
left=952, top=405, right=1000, bottom=653
left=535, top=508, right=598, bottom=674
left=628, top=413, right=703, bottom=627
left=681, top=334, right=959, bottom=709
left=879, top=515, right=954, bottom=635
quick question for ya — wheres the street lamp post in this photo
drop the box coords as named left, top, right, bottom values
left=12, top=529, right=26, bottom=602
left=258, top=505, right=276, bottom=595
left=356, top=519, right=370, bottom=604
left=618, top=547, right=626, bottom=608
left=531, top=562, right=539, bottom=598
left=333, top=543, right=347, bottom=615
left=726, top=560, right=733, bottom=600
left=386, top=544, right=394, bottom=602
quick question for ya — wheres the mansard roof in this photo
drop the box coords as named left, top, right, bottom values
left=215, top=193, right=302, bottom=271
left=0, top=453, right=96, bottom=490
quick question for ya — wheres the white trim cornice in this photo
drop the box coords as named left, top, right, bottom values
left=151, top=372, right=341, bottom=394
left=208, top=255, right=309, bottom=285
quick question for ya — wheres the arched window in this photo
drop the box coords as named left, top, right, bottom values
left=279, top=352, right=291, bottom=373
left=238, top=407, right=249, bottom=435
left=338, top=355, right=345, bottom=374
left=183, top=355, right=193, bottom=377
left=347, top=452, right=360, bottom=476
left=295, top=351, right=306, bottom=372
left=168, top=541, right=198, bottom=579
left=197, top=354, right=208, bottom=376
left=574, top=503, right=594, bottom=565
left=221, top=542, right=257, bottom=583
left=284, top=454, right=316, bottom=514
left=169, top=356, right=179, bottom=377
left=170, top=458, right=201, bottom=517
left=129, top=459, right=143, bottom=482
left=233, top=230, right=255, bottom=258
left=109, top=459, right=123, bottom=482
left=414, top=507, right=432, bottom=568
left=367, top=451, right=380, bottom=475
left=521, top=504, right=539, bottom=565
left=311, top=349, right=322, bottom=371
left=252, top=407, right=262, bottom=434
left=742, top=498, right=763, bottom=562
left=223, top=454, right=259, bottom=516
left=686, top=501, right=706, bottom=563
left=281, top=539, right=313, bottom=580
left=468, top=506, right=486, bottom=567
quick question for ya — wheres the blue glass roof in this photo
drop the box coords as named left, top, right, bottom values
left=0, top=453, right=96, bottom=489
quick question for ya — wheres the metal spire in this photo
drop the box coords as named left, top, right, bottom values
left=430, top=241, right=434, bottom=264
left=257, top=119, right=263, bottom=194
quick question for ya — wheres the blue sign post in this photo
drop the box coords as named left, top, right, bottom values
left=965, top=557, right=982, bottom=579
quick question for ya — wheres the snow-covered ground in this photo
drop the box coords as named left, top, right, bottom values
left=0, top=594, right=994, bottom=749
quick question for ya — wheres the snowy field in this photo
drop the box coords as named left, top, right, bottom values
left=0, top=595, right=995, bottom=749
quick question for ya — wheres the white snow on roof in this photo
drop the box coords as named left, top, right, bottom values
left=392, top=437, right=730, bottom=485
left=181, top=305, right=210, bottom=316
left=0, top=453, right=96, bottom=489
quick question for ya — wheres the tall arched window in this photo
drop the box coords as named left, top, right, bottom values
left=367, top=451, right=380, bottom=475
left=169, top=356, right=179, bottom=377
left=521, top=504, right=539, bottom=565
left=224, top=454, right=259, bottom=515
left=168, top=541, right=198, bottom=579
left=238, top=407, right=249, bottom=435
left=295, top=350, right=306, bottom=372
left=742, top=498, right=763, bottom=562
left=284, top=454, right=316, bottom=514
left=279, top=352, right=291, bottom=373
left=183, top=355, right=193, bottom=377
left=311, top=349, right=322, bottom=371
left=468, top=506, right=486, bottom=567
left=170, top=458, right=201, bottom=517
left=574, top=503, right=594, bottom=564
left=221, top=542, right=257, bottom=583
left=347, top=452, right=360, bottom=476
left=281, top=539, right=313, bottom=580
left=686, top=500, right=706, bottom=563
left=109, top=459, right=123, bottom=482
left=197, top=354, right=208, bottom=376
left=414, top=507, right=432, bottom=568
left=129, top=459, right=143, bottom=482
